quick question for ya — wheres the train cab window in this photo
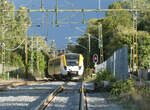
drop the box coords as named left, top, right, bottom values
left=65, top=54, right=79, bottom=60
left=67, top=60, right=78, bottom=66
left=65, top=54, right=79, bottom=66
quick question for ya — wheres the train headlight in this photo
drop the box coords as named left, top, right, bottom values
left=64, top=66, right=67, bottom=70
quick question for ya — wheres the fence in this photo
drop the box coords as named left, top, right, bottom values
left=95, top=46, right=128, bottom=80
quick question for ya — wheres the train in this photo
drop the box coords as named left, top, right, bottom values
left=48, top=53, right=84, bottom=79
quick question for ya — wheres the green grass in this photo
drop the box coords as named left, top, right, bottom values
left=110, top=79, right=150, bottom=110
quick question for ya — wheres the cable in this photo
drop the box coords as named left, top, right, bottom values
left=60, top=0, right=75, bottom=9
left=59, top=0, right=81, bottom=23
left=59, top=12, right=81, bottom=23
left=1, top=39, right=25, bottom=51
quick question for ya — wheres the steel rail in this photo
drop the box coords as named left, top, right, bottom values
left=0, top=81, right=46, bottom=91
left=79, top=82, right=88, bottom=110
left=34, top=81, right=69, bottom=110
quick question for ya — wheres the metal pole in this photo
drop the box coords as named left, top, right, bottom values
left=55, top=0, right=58, bottom=24
left=1, top=4, right=7, bottom=78
left=100, top=24, right=104, bottom=63
left=41, top=0, right=43, bottom=9
left=46, top=12, right=49, bottom=41
left=130, top=46, right=133, bottom=72
left=135, top=9, right=138, bottom=71
left=88, top=34, right=91, bottom=67
left=132, top=0, right=138, bottom=72
left=88, top=34, right=91, bottom=54
left=98, top=0, right=101, bottom=9
left=82, top=9, right=85, bottom=24
left=98, top=24, right=104, bottom=63
left=98, top=26, right=101, bottom=63
left=2, top=42, right=5, bottom=77
left=36, top=37, right=39, bottom=74
left=1, top=27, right=4, bottom=76
left=149, top=55, right=150, bottom=72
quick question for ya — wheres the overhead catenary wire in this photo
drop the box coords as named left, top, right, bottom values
left=58, top=0, right=85, bottom=24
left=2, top=0, right=148, bottom=72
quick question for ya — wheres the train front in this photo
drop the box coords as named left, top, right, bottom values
left=61, top=53, right=84, bottom=76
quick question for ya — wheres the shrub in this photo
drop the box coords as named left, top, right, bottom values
left=110, top=78, right=135, bottom=97
left=95, top=70, right=116, bottom=82
left=83, top=68, right=93, bottom=77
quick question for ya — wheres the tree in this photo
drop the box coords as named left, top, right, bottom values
left=27, top=36, right=50, bottom=77
left=73, top=0, right=150, bottom=69
left=0, top=0, right=31, bottom=73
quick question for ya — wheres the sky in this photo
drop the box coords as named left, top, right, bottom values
left=9, top=0, right=118, bottom=49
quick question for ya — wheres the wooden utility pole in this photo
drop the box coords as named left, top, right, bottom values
left=25, top=35, right=28, bottom=79
left=31, top=37, right=33, bottom=74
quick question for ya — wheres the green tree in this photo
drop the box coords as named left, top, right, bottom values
left=73, top=0, right=150, bottom=69
left=0, top=0, right=31, bottom=73
left=27, top=36, right=50, bottom=77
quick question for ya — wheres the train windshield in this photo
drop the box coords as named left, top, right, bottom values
left=65, top=54, right=79, bottom=66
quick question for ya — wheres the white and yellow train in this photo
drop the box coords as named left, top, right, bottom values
left=48, top=53, right=84, bottom=78
left=60, top=53, right=84, bottom=76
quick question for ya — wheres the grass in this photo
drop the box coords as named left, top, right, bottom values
left=110, top=79, right=150, bottom=110
left=91, top=70, right=150, bottom=110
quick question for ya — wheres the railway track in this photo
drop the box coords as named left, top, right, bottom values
left=0, top=81, right=125, bottom=110
left=35, top=81, right=69, bottom=110
left=0, top=81, right=67, bottom=110
left=35, top=81, right=88, bottom=110
left=79, top=82, right=88, bottom=110
left=0, top=81, right=47, bottom=91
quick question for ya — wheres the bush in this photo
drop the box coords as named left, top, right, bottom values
left=0, top=74, right=3, bottom=79
left=110, top=78, right=150, bottom=110
left=95, top=70, right=116, bottom=82
left=83, top=68, right=94, bottom=78
left=110, top=79, right=135, bottom=97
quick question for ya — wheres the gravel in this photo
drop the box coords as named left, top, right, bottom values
left=64, top=82, right=81, bottom=90
left=0, top=81, right=127, bottom=110
left=86, top=93, right=125, bottom=110
left=84, top=82, right=126, bottom=110
left=45, top=93, right=80, bottom=110
left=84, top=82, right=94, bottom=90
left=45, top=82, right=81, bottom=110
left=0, top=81, right=65, bottom=110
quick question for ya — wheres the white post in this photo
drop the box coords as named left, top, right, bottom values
left=36, top=37, right=39, bottom=74
left=113, top=52, right=116, bottom=76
